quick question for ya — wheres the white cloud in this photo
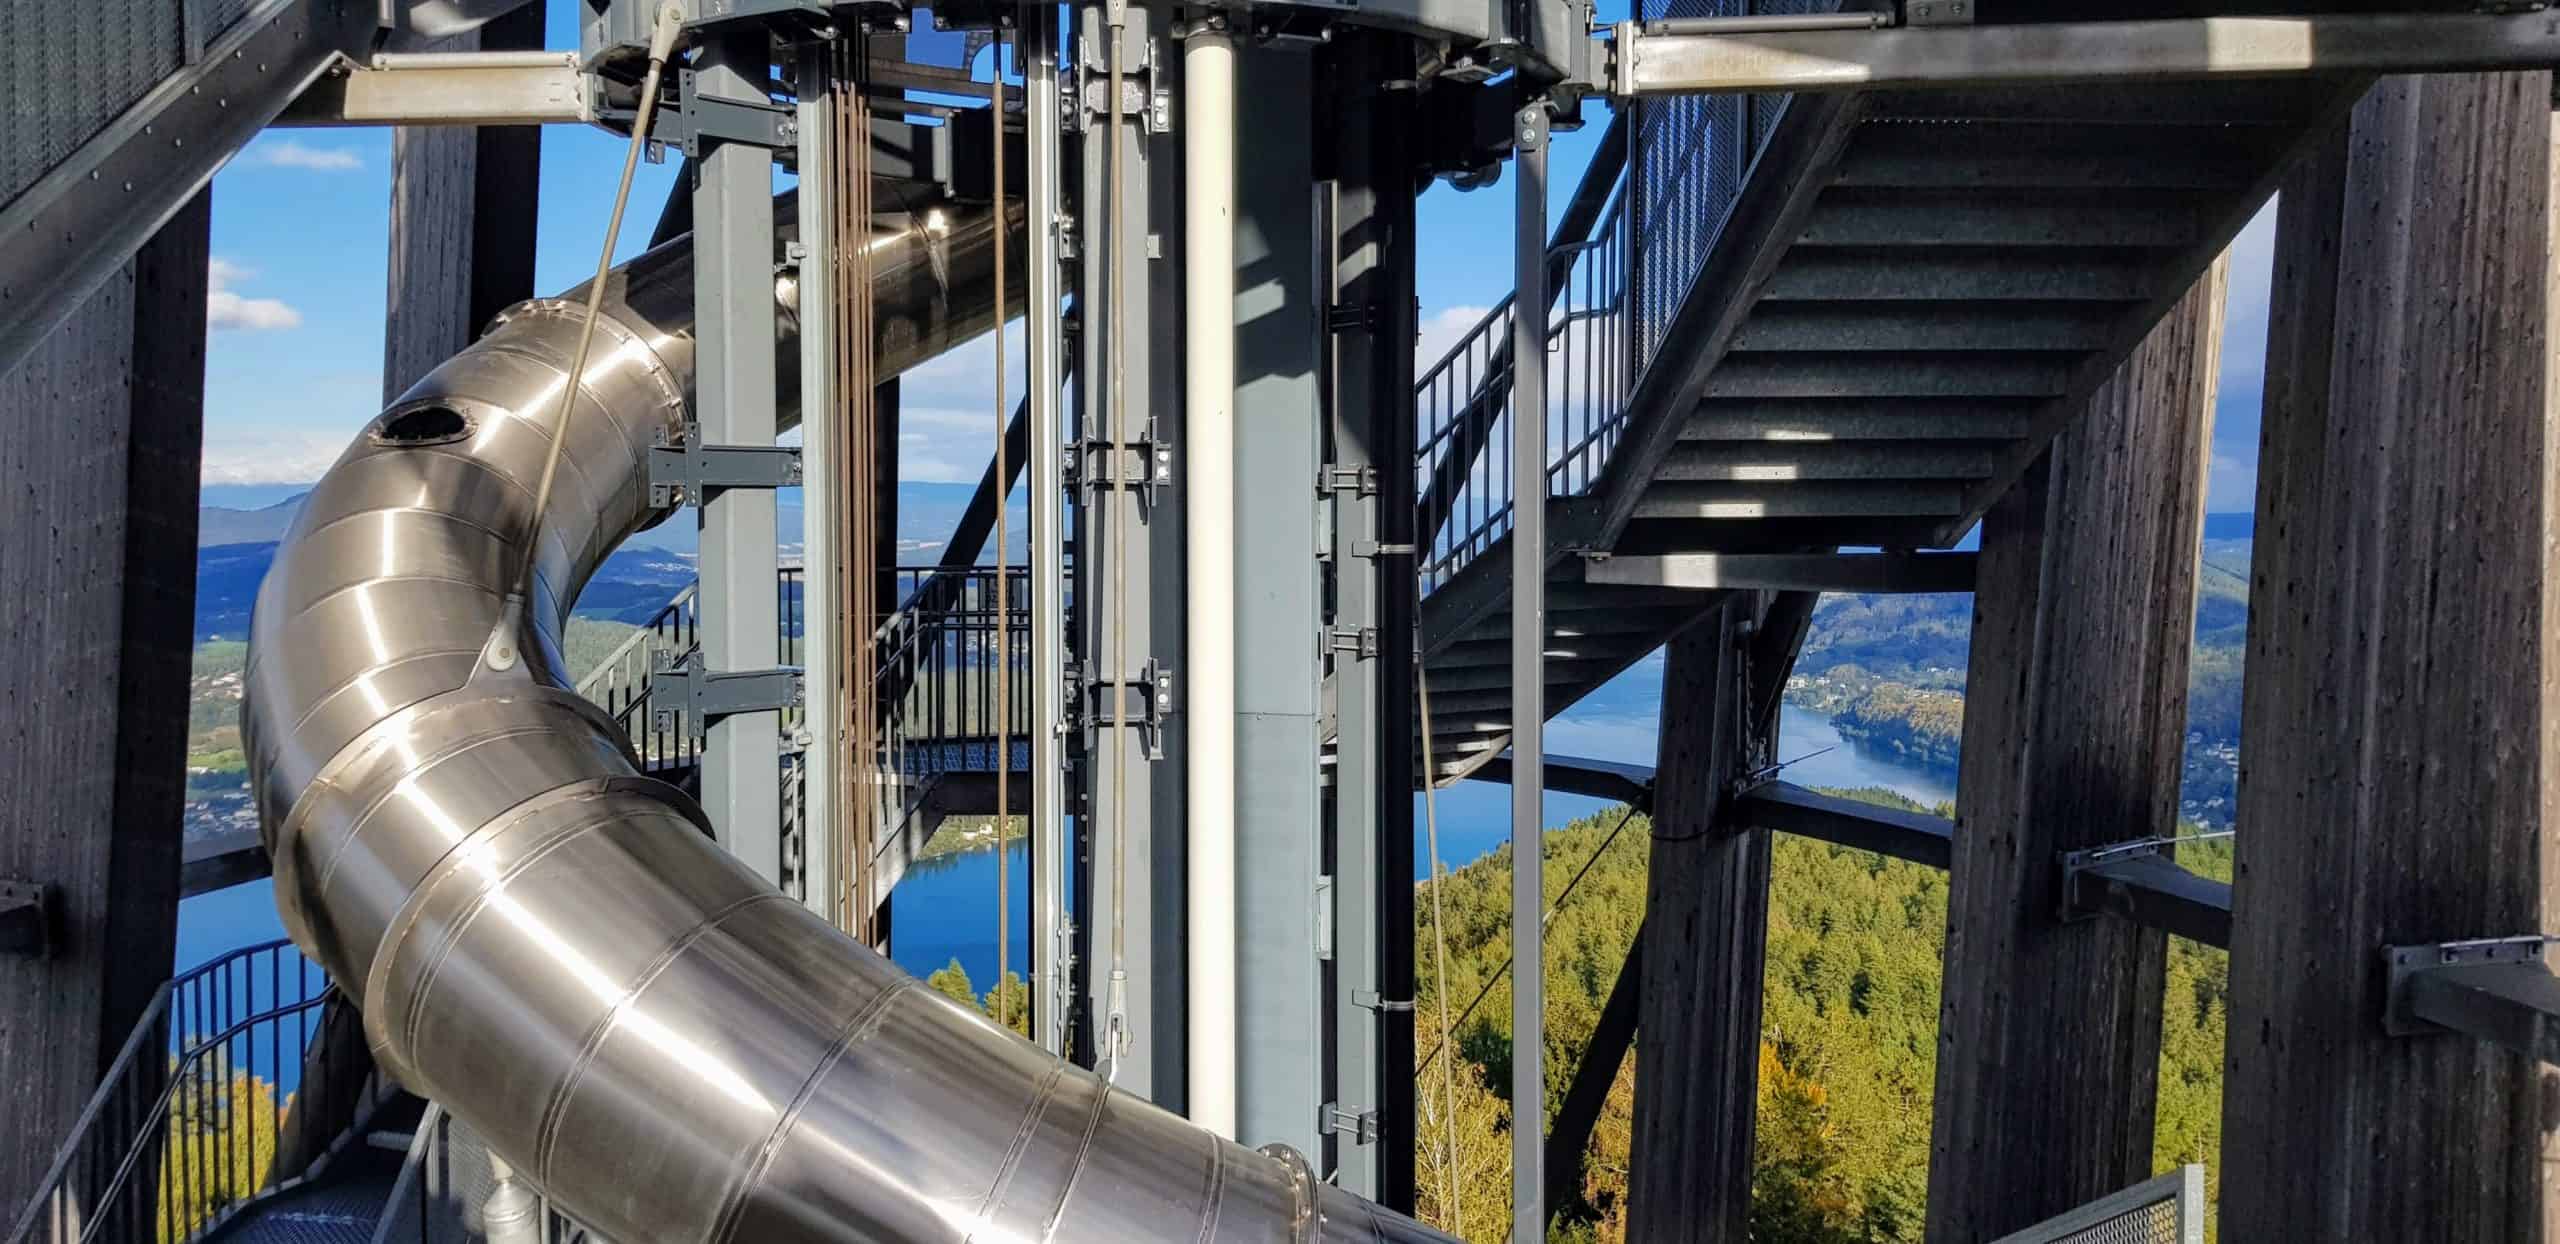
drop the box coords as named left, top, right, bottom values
left=1417, top=303, right=1495, bottom=374
left=207, top=258, right=302, bottom=331
left=248, top=138, right=363, bottom=172
left=201, top=429, right=348, bottom=485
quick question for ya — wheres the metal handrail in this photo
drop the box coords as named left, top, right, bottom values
left=6, top=939, right=365, bottom=1244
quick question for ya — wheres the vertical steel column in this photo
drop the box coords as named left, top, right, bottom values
left=793, top=40, right=839, bottom=921
left=1184, top=21, right=1240, bottom=1139
left=1507, top=101, right=1549, bottom=1244
left=1320, top=34, right=1420, bottom=1201
left=1075, top=1, right=1184, bottom=1104
left=1025, top=0, right=1071, bottom=1055
left=1231, top=43, right=1323, bottom=1159
left=695, top=32, right=784, bottom=883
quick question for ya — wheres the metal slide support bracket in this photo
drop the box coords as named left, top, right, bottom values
left=2383, top=936, right=2560, bottom=1066
left=1067, top=438, right=1172, bottom=502
left=1069, top=660, right=1174, bottom=761
left=621, top=67, right=798, bottom=158
left=2057, top=838, right=2234, bottom=949
left=652, top=652, right=804, bottom=742
left=0, top=879, right=55, bottom=957
left=648, top=425, right=804, bottom=506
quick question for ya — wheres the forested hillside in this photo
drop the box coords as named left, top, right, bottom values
left=1405, top=793, right=2231, bottom=1242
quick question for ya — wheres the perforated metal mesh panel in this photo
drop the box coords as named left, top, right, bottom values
left=2042, top=1200, right=2180, bottom=1244
left=1991, top=1167, right=2205, bottom=1244
left=0, top=0, right=184, bottom=205
left=1626, top=0, right=1844, bottom=367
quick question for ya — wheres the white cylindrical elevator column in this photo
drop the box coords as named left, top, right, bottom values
left=1182, top=21, right=1239, bottom=1140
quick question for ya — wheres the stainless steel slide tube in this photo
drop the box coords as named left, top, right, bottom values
left=242, top=194, right=1453, bottom=1244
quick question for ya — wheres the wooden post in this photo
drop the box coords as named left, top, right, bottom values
left=0, top=193, right=208, bottom=1209
left=1925, top=260, right=2228, bottom=1239
left=381, top=5, right=543, bottom=400
left=2220, top=71, right=2556, bottom=1240
left=1628, top=598, right=1762, bottom=1242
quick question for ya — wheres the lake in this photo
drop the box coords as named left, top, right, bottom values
left=174, top=674, right=1956, bottom=992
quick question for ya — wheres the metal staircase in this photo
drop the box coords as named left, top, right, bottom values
left=1412, top=74, right=2359, bottom=783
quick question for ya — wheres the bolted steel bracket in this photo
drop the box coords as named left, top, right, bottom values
left=651, top=652, right=804, bottom=742
left=1324, top=626, right=1379, bottom=661
left=650, top=68, right=799, bottom=156
left=1906, top=0, right=1973, bottom=24
left=648, top=425, right=803, bottom=507
left=1066, top=439, right=1170, bottom=500
left=1320, top=1102, right=1382, bottom=1146
left=1318, top=464, right=1379, bottom=496
left=0, top=879, right=54, bottom=957
left=2382, top=935, right=2558, bottom=1040
left=1071, top=659, right=1173, bottom=761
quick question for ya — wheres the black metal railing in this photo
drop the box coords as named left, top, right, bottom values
left=877, top=564, right=1033, bottom=782
left=1413, top=6, right=1824, bottom=592
left=1415, top=168, right=1634, bottom=591
left=6, top=940, right=381, bottom=1244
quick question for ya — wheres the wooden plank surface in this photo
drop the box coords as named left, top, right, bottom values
left=1628, top=598, right=1765, bottom=1242
left=1925, top=253, right=2225, bottom=1240
left=2219, top=72, right=2557, bottom=1242
left=0, top=192, right=206, bottom=1211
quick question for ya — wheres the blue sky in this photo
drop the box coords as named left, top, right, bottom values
left=198, top=7, right=2276, bottom=514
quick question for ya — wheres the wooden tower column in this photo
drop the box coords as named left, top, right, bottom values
left=1924, top=260, right=2228, bottom=1240
left=0, top=195, right=209, bottom=1210
left=2220, top=71, right=2557, bottom=1240
left=1628, top=596, right=1764, bottom=1242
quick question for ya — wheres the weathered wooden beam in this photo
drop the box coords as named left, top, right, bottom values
left=1545, top=922, right=1641, bottom=1226
left=2220, top=72, right=2557, bottom=1241
left=1627, top=599, right=1763, bottom=1242
left=1925, top=248, right=2227, bottom=1238
left=380, top=6, right=544, bottom=400
left=0, top=192, right=207, bottom=1211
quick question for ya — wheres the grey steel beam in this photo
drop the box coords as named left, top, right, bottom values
left=0, top=0, right=371, bottom=380
left=1473, top=751, right=1655, bottom=810
left=1614, top=12, right=2560, bottom=98
left=793, top=39, right=840, bottom=922
left=2385, top=939, right=2560, bottom=1067
left=1734, top=780, right=1952, bottom=870
left=2060, top=846, right=2233, bottom=950
left=1586, top=551, right=1974, bottom=593
left=1073, top=1, right=1183, bottom=1103
left=275, top=51, right=591, bottom=126
left=1231, top=43, right=1323, bottom=1159
left=694, top=32, right=784, bottom=885
left=181, top=830, right=272, bottom=899
left=1507, top=100, right=1549, bottom=1244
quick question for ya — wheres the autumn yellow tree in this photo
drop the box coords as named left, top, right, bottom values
left=156, top=1062, right=281, bottom=1241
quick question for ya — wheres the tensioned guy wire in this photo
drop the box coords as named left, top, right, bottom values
left=485, top=4, right=682, bottom=673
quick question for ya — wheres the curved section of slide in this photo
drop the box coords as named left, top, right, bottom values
left=242, top=193, right=1450, bottom=1244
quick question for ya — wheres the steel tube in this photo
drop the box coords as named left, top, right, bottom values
left=1182, top=22, right=1239, bottom=1142
left=243, top=191, right=1451, bottom=1243
left=1507, top=102, right=1548, bottom=1244
left=1614, top=12, right=2560, bottom=98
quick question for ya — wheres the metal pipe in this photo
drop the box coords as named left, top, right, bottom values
left=1612, top=12, right=2560, bottom=98
left=1024, top=0, right=1070, bottom=1058
left=242, top=192, right=1453, bottom=1244
left=1181, top=20, right=1239, bottom=1142
left=1506, top=101, right=1549, bottom=1244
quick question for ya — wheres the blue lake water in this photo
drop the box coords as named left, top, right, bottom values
left=175, top=675, right=1955, bottom=993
